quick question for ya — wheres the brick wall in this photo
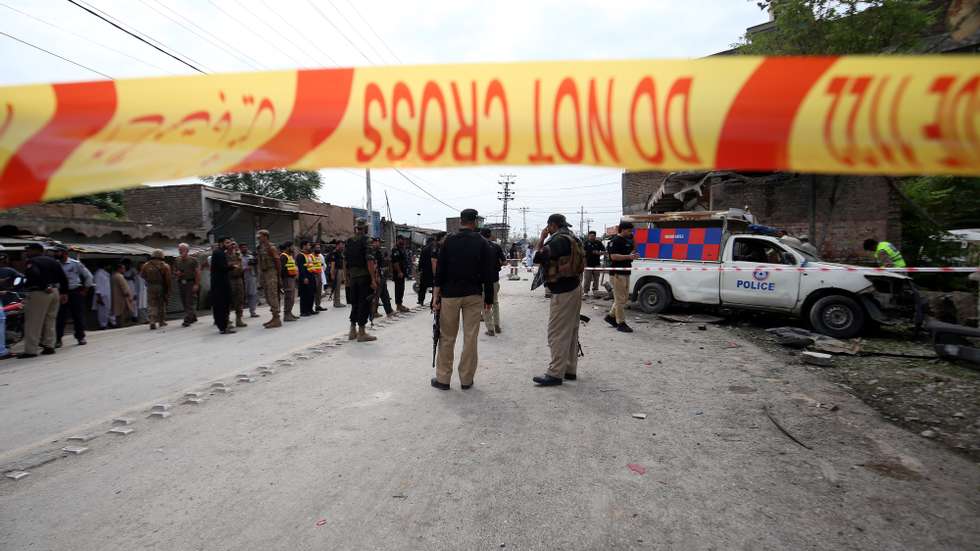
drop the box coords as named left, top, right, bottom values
left=710, top=175, right=902, bottom=263
left=621, top=171, right=669, bottom=214
left=122, top=185, right=206, bottom=229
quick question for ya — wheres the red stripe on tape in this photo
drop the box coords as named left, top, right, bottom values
left=0, top=81, right=117, bottom=205
left=715, top=57, right=838, bottom=170
left=230, top=68, right=354, bottom=172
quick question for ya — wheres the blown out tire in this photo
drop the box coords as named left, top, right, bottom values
left=809, top=295, right=865, bottom=338
left=637, top=281, right=672, bottom=314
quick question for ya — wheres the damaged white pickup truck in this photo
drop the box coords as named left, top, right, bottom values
left=625, top=212, right=921, bottom=338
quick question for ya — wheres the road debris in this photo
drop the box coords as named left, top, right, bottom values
left=627, top=463, right=646, bottom=475
left=631, top=413, right=647, bottom=419
left=659, top=313, right=726, bottom=324
left=763, top=405, right=812, bottom=450
left=802, top=351, right=834, bottom=367
left=920, top=430, right=937, bottom=439
left=315, top=519, right=327, bottom=527
left=599, top=388, right=619, bottom=392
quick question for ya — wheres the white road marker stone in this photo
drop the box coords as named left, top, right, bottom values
left=112, top=418, right=134, bottom=425
left=62, top=446, right=89, bottom=455
left=210, top=382, right=228, bottom=389
left=5, top=470, right=30, bottom=480
left=151, top=404, right=172, bottom=412
left=184, top=392, right=203, bottom=398
left=214, top=387, right=231, bottom=393
left=237, top=377, right=256, bottom=383
left=149, top=411, right=171, bottom=419
left=259, top=368, right=275, bottom=375
left=632, top=413, right=648, bottom=419
left=184, top=398, right=204, bottom=405
left=108, top=427, right=134, bottom=435
left=67, top=434, right=95, bottom=443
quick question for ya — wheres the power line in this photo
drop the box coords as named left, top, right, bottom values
left=324, top=0, right=386, bottom=64
left=0, top=30, right=112, bottom=79
left=143, top=0, right=266, bottom=70
left=393, top=169, right=458, bottom=212
left=234, top=0, right=318, bottom=67
left=65, top=0, right=206, bottom=74
left=205, top=0, right=306, bottom=67
left=341, top=0, right=402, bottom=63
left=257, top=0, right=337, bottom=66
left=0, top=1, right=173, bottom=74
left=305, top=0, right=375, bottom=65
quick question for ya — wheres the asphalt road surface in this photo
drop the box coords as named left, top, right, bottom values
left=1, top=277, right=978, bottom=550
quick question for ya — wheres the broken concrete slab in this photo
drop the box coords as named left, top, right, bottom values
left=112, top=418, right=134, bottom=426
left=67, top=434, right=95, bottom=443
left=108, top=427, right=134, bottom=435
left=149, top=411, right=171, bottom=419
left=802, top=351, right=834, bottom=367
left=151, top=404, right=171, bottom=412
left=5, top=470, right=30, bottom=480
left=62, top=446, right=89, bottom=455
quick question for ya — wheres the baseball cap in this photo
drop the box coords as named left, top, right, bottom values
left=547, top=213, right=571, bottom=228
left=460, top=208, right=479, bottom=222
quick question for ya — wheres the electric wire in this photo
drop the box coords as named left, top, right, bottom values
left=205, top=0, right=306, bottom=67
left=0, top=29, right=113, bottom=79
left=304, top=0, right=375, bottom=65
left=341, top=0, right=401, bottom=63
left=256, top=0, right=337, bottom=66
left=142, top=0, right=266, bottom=70
left=65, top=0, right=207, bottom=73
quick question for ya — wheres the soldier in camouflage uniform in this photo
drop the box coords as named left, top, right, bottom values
left=227, top=239, right=248, bottom=328
left=256, top=230, right=282, bottom=328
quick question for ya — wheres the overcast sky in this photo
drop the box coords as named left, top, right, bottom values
left=0, top=0, right=766, bottom=234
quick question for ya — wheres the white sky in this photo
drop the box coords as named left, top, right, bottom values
left=0, top=0, right=766, bottom=234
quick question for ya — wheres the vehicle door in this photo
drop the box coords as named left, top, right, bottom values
left=720, top=237, right=801, bottom=310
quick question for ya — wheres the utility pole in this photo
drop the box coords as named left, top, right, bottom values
left=586, top=217, right=594, bottom=234
left=365, top=168, right=374, bottom=238
left=498, top=174, right=516, bottom=245
left=579, top=206, right=585, bottom=237
left=518, top=207, right=529, bottom=240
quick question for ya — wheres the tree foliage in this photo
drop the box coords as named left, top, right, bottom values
left=56, top=191, right=125, bottom=219
left=735, top=0, right=937, bottom=55
left=202, top=169, right=323, bottom=201
left=900, top=176, right=980, bottom=267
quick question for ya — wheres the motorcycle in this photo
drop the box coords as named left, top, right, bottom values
left=2, top=276, right=25, bottom=346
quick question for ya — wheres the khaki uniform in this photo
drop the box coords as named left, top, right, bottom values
left=23, top=290, right=59, bottom=355
left=173, top=255, right=199, bottom=324
left=140, top=258, right=172, bottom=326
left=257, top=242, right=280, bottom=319
left=546, top=285, right=582, bottom=379
left=436, top=295, right=484, bottom=386
left=609, top=274, right=630, bottom=324
left=228, top=249, right=246, bottom=326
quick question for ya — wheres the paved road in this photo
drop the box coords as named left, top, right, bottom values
left=0, top=293, right=373, bottom=460
left=1, top=278, right=978, bottom=550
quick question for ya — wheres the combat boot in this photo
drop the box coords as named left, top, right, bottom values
left=357, top=325, right=377, bottom=342
left=397, top=304, right=410, bottom=313
left=284, top=312, right=299, bottom=322
left=235, top=314, right=247, bottom=328
left=265, top=316, right=282, bottom=328
left=348, top=324, right=358, bottom=340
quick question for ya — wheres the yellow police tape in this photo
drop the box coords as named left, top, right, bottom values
left=0, top=56, right=977, bottom=209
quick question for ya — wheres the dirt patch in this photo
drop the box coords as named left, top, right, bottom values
left=860, top=461, right=924, bottom=481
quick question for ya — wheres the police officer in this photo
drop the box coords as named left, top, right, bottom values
left=582, top=230, right=605, bottom=297
left=296, top=240, right=317, bottom=317
left=279, top=241, right=299, bottom=321
left=417, top=236, right=435, bottom=306
left=863, top=238, right=906, bottom=268
left=20, top=243, right=68, bottom=358
left=390, top=235, right=411, bottom=313
left=239, top=242, right=259, bottom=318
left=532, top=214, right=586, bottom=386
left=256, top=230, right=282, bottom=328
left=211, top=237, right=234, bottom=334
left=605, top=221, right=639, bottom=333
left=480, top=227, right=507, bottom=336
left=54, top=245, right=93, bottom=347
left=330, top=240, right=347, bottom=308
left=228, top=239, right=248, bottom=328
left=139, top=249, right=172, bottom=330
left=174, top=243, right=200, bottom=327
left=431, top=209, right=496, bottom=391
left=345, top=218, right=378, bottom=342
left=370, top=237, right=396, bottom=319
left=313, top=243, right=327, bottom=312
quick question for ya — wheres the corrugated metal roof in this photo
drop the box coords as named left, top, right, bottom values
left=69, top=243, right=210, bottom=257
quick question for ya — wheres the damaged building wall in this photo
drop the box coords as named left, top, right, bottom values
left=297, top=200, right=354, bottom=242
left=710, top=175, right=902, bottom=263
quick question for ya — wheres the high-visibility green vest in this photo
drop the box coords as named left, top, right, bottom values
left=875, top=241, right=906, bottom=268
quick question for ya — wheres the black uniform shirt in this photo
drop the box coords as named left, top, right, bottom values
left=607, top=235, right=634, bottom=273
left=390, top=246, right=407, bottom=279
left=584, top=239, right=606, bottom=268
left=487, top=241, right=506, bottom=283
left=435, top=229, right=495, bottom=304
left=24, top=254, right=68, bottom=293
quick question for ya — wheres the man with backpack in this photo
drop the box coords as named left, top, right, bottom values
left=139, top=249, right=172, bottom=330
left=531, top=213, right=586, bottom=387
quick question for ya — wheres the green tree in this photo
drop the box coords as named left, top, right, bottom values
left=55, top=191, right=125, bottom=219
left=899, top=176, right=980, bottom=272
left=202, top=169, right=323, bottom=201
left=735, top=0, right=937, bottom=55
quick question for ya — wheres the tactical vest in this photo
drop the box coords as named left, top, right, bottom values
left=280, top=252, right=298, bottom=277
left=875, top=241, right=906, bottom=268
left=546, top=232, right=586, bottom=283
left=143, top=260, right=166, bottom=284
